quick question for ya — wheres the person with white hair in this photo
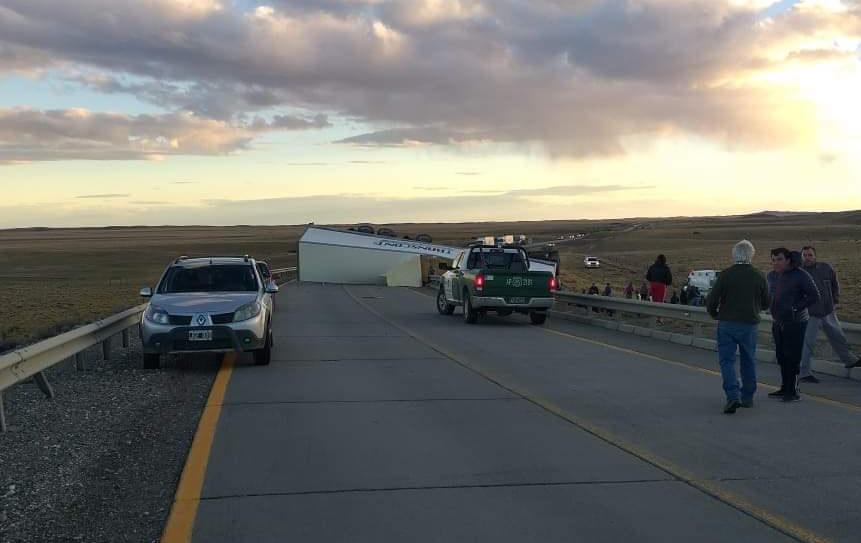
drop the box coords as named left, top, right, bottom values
left=706, top=240, right=771, bottom=414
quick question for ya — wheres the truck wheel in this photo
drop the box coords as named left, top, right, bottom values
left=143, top=353, right=161, bottom=369
left=254, top=330, right=272, bottom=366
left=437, top=287, right=455, bottom=315
left=529, top=312, right=547, bottom=325
left=463, top=293, right=479, bottom=324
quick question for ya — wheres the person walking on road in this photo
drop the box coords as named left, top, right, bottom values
left=767, top=248, right=820, bottom=402
left=588, top=283, right=600, bottom=295
left=706, top=240, right=770, bottom=414
left=799, top=246, right=861, bottom=383
left=646, top=254, right=673, bottom=303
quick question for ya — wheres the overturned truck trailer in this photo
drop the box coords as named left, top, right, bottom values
left=297, top=226, right=558, bottom=287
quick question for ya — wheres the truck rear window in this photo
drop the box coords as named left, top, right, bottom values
left=467, top=250, right=528, bottom=272
left=159, top=265, right=259, bottom=293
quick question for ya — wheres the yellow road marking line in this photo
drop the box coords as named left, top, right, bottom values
left=161, top=352, right=236, bottom=543
left=348, top=286, right=831, bottom=543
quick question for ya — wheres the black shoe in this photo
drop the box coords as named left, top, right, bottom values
left=768, top=389, right=786, bottom=398
left=846, top=357, right=861, bottom=369
left=724, top=400, right=741, bottom=414
left=782, top=393, right=801, bottom=403
left=800, top=375, right=820, bottom=384
left=740, top=399, right=754, bottom=408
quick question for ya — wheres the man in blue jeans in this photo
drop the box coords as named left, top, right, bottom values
left=706, top=240, right=771, bottom=414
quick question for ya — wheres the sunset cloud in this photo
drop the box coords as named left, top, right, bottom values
left=0, top=0, right=857, bottom=163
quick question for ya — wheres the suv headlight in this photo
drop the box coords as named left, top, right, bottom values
left=145, top=305, right=170, bottom=325
left=233, top=301, right=262, bottom=322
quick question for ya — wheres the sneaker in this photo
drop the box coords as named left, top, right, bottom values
left=768, top=389, right=786, bottom=398
left=723, top=400, right=741, bottom=414
left=782, top=393, right=801, bottom=403
left=740, top=399, right=754, bottom=408
left=846, top=357, right=861, bottom=369
left=800, top=375, right=820, bottom=384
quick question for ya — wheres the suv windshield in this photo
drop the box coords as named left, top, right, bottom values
left=158, top=264, right=259, bottom=293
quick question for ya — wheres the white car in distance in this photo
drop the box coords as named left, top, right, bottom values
left=584, top=256, right=601, bottom=269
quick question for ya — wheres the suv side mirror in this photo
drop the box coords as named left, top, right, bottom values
left=265, top=283, right=280, bottom=294
left=139, top=287, right=153, bottom=298
left=438, top=262, right=450, bottom=271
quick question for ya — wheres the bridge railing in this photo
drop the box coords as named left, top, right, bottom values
left=552, top=292, right=861, bottom=378
left=0, top=267, right=299, bottom=432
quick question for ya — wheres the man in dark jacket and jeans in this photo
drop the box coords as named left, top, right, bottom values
left=799, top=246, right=861, bottom=382
left=707, top=240, right=770, bottom=414
left=767, top=248, right=820, bottom=402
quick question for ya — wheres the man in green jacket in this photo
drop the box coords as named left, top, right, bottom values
left=706, top=240, right=771, bottom=414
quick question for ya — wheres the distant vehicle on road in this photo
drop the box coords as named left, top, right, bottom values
left=584, top=256, right=601, bottom=269
left=139, top=256, right=278, bottom=369
left=436, top=245, right=557, bottom=325
left=683, top=269, right=719, bottom=305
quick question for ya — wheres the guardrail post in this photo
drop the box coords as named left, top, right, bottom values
left=122, top=329, right=130, bottom=349
left=102, top=338, right=111, bottom=361
left=693, top=323, right=703, bottom=338
left=0, top=391, right=7, bottom=432
left=75, top=352, right=86, bottom=371
left=33, top=371, right=54, bottom=399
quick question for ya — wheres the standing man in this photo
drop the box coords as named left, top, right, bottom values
left=646, top=254, right=673, bottom=303
left=767, top=248, right=820, bottom=402
left=707, top=240, right=770, bottom=414
left=800, top=246, right=861, bottom=381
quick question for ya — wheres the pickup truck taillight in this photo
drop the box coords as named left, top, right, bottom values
left=549, top=276, right=558, bottom=292
left=475, top=274, right=485, bottom=292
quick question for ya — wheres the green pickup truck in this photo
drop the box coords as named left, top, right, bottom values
left=436, top=245, right=558, bottom=325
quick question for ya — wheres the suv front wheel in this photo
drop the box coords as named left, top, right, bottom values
left=143, top=353, right=161, bottom=369
left=254, top=329, right=273, bottom=366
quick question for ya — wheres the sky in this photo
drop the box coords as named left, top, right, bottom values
left=0, top=0, right=859, bottom=227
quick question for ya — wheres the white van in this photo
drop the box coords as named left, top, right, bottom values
left=687, top=270, right=719, bottom=292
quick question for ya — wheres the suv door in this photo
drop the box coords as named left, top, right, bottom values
left=449, top=251, right=468, bottom=303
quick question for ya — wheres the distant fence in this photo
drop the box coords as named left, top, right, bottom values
left=0, top=267, right=298, bottom=432
left=553, top=292, right=861, bottom=379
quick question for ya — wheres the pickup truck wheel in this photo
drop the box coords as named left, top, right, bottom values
left=437, top=288, right=455, bottom=315
left=143, top=353, right=161, bottom=370
left=463, top=293, right=479, bottom=324
left=254, top=330, right=272, bottom=366
left=529, top=312, right=547, bottom=325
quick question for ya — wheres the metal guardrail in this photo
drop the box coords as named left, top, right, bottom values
left=0, top=304, right=147, bottom=432
left=554, top=292, right=861, bottom=341
left=553, top=292, right=861, bottom=376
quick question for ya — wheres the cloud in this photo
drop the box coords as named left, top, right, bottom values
left=75, top=193, right=130, bottom=199
left=0, top=0, right=858, bottom=160
left=0, top=107, right=329, bottom=163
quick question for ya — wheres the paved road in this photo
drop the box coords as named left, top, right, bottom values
left=190, top=283, right=861, bottom=542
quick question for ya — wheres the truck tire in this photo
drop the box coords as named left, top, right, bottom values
left=529, top=312, right=547, bottom=325
left=463, top=292, right=479, bottom=324
left=437, top=287, right=455, bottom=315
left=143, top=353, right=161, bottom=369
left=254, top=329, right=273, bottom=366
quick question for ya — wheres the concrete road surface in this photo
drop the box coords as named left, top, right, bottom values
left=190, top=283, right=861, bottom=542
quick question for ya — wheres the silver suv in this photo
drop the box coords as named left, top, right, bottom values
left=139, top=256, right=278, bottom=369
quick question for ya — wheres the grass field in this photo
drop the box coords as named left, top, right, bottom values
left=2, top=211, right=859, bottom=351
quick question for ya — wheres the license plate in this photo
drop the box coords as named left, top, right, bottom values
left=508, top=297, right=527, bottom=304
left=188, top=330, right=213, bottom=342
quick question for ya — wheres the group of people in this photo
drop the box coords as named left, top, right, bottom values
left=706, top=241, right=861, bottom=414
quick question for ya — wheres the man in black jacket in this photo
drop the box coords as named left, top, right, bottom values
left=646, top=254, right=672, bottom=303
left=799, top=246, right=861, bottom=382
left=767, top=248, right=820, bottom=402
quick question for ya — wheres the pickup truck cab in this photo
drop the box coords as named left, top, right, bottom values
left=436, top=245, right=557, bottom=325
